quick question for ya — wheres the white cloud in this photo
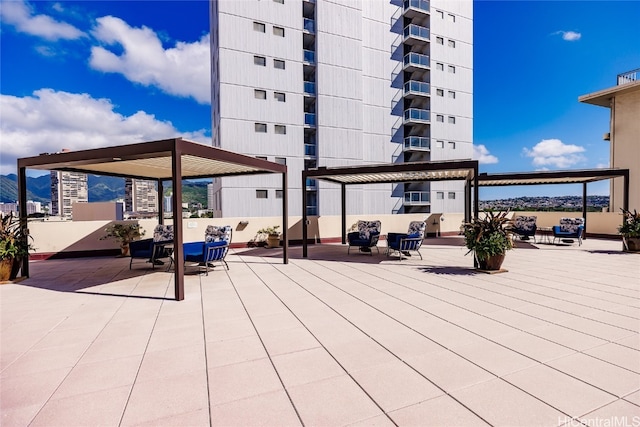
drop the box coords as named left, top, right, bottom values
left=0, top=0, right=85, bottom=41
left=89, top=16, right=211, bottom=104
left=473, top=144, right=499, bottom=164
left=552, top=30, right=582, bottom=41
left=0, top=89, right=210, bottom=174
left=522, top=139, right=586, bottom=169
left=595, top=163, right=610, bottom=169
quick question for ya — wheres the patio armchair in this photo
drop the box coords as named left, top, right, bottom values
left=347, top=220, right=381, bottom=255
left=183, top=225, right=232, bottom=274
left=386, top=221, right=426, bottom=260
left=552, top=217, right=584, bottom=246
left=511, top=215, right=537, bottom=242
left=129, top=224, right=174, bottom=269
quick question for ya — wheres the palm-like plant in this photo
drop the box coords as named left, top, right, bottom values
left=618, top=208, right=640, bottom=238
left=462, top=210, right=514, bottom=263
left=0, top=213, right=33, bottom=260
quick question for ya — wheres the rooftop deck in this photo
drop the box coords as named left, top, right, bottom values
left=1, top=237, right=639, bottom=426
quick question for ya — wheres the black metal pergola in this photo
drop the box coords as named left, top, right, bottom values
left=301, top=160, right=480, bottom=257
left=17, top=138, right=289, bottom=301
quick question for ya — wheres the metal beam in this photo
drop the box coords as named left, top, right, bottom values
left=282, top=171, right=288, bottom=264
left=341, top=184, right=346, bottom=244
left=171, top=147, right=184, bottom=302
left=582, top=182, right=588, bottom=240
left=18, top=165, right=29, bottom=278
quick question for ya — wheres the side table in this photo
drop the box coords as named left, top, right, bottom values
left=537, top=227, right=553, bottom=244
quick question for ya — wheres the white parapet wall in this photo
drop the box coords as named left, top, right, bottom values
left=26, top=211, right=622, bottom=256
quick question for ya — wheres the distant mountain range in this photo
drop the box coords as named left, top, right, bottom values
left=0, top=174, right=209, bottom=207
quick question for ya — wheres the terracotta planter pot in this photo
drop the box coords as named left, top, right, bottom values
left=623, top=236, right=640, bottom=252
left=10, top=257, right=22, bottom=280
left=0, top=258, right=13, bottom=282
left=478, top=253, right=506, bottom=271
left=120, top=244, right=130, bottom=257
left=266, top=235, right=280, bottom=248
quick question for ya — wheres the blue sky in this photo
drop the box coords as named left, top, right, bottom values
left=1, top=0, right=639, bottom=200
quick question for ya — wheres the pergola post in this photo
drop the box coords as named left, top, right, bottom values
left=302, top=170, right=308, bottom=258
left=582, top=182, right=588, bottom=240
left=341, top=183, right=346, bottom=244
left=18, top=164, right=29, bottom=278
left=171, top=146, right=184, bottom=301
left=473, top=164, right=479, bottom=219
left=282, top=171, right=288, bottom=264
left=157, top=180, right=164, bottom=225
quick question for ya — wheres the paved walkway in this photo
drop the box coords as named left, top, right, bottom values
left=1, top=238, right=639, bottom=426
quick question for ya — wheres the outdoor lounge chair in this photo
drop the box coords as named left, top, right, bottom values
left=386, top=220, right=426, bottom=260
left=552, top=217, right=584, bottom=246
left=129, top=224, right=174, bottom=269
left=183, top=225, right=232, bottom=274
left=347, top=220, right=381, bottom=255
left=511, top=215, right=537, bottom=242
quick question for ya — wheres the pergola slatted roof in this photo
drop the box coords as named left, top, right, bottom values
left=17, top=138, right=289, bottom=301
left=477, top=168, right=629, bottom=187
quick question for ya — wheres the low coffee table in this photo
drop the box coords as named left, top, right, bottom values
left=537, top=227, right=553, bottom=244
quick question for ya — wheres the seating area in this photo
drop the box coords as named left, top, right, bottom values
left=128, top=224, right=174, bottom=269
left=553, top=217, right=585, bottom=246
left=386, top=220, right=426, bottom=260
left=347, top=220, right=381, bottom=255
left=183, top=225, right=232, bottom=275
left=511, top=215, right=538, bottom=242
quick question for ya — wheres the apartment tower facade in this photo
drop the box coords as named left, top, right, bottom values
left=50, top=171, right=88, bottom=219
left=210, top=0, right=473, bottom=217
left=124, top=179, right=159, bottom=214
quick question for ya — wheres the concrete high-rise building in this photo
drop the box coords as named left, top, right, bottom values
left=50, top=171, right=88, bottom=219
left=210, top=0, right=473, bottom=217
left=124, top=179, right=159, bottom=213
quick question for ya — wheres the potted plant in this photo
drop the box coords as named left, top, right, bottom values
left=462, top=210, right=514, bottom=271
left=257, top=225, right=281, bottom=248
left=100, top=222, right=145, bottom=256
left=0, top=213, right=33, bottom=281
left=618, top=208, right=640, bottom=252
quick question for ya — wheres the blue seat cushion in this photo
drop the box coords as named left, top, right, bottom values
left=184, top=242, right=204, bottom=262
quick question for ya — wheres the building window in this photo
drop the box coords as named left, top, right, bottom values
left=448, top=65, right=456, bottom=73
left=275, top=157, right=286, bottom=165
left=436, top=62, right=444, bottom=71
left=254, top=56, right=266, bottom=66
left=275, top=125, right=287, bottom=134
left=436, top=115, right=444, bottom=123
left=448, top=90, right=456, bottom=99
left=436, top=140, right=444, bottom=148
left=253, top=22, right=265, bottom=32
left=256, top=156, right=267, bottom=160
left=436, top=36, right=444, bottom=45
left=448, top=141, right=456, bottom=149
left=255, top=123, right=267, bottom=133
left=436, top=192, right=444, bottom=200
left=273, top=26, right=285, bottom=37
left=436, top=88, right=444, bottom=97
left=254, top=89, right=266, bottom=99
left=274, top=59, right=285, bottom=69
left=276, top=190, right=283, bottom=199
left=256, top=190, right=268, bottom=199
left=274, top=92, right=286, bottom=102
left=448, top=39, right=456, bottom=48
left=436, top=10, right=444, bottom=19
left=448, top=13, right=456, bottom=22
left=273, top=0, right=284, bottom=3
left=448, top=192, right=456, bottom=199
left=448, top=116, right=456, bottom=124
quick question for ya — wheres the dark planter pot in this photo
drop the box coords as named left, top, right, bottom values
left=478, top=253, right=506, bottom=271
left=10, top=257, right=22, bottom=280
left=623, top=236, right=640, bottom=252
left=0, top=258, right=13, bottom=281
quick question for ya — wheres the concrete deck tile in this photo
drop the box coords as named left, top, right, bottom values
left=0, top=402, right=43, bottom=427
left=251, top=311, right=305, bottom=333
left=326, top=338, right=398, bottom=372
left=0, top=367, right=70, bottom=410
left=208, top=358, right=284, bottom=406
left=0, top=342, right=87, bottom=378
left=78, top=333, right=151, bottom=364
left=491, top=331, right=576, bottom=363
left=210, top=390, right=301, bottom=427
left=346, top=414, right=397, bottom=427
left=503, top=364, right=617, bottom=416
left=389, top=394, right=491, bottom=426
left=486, top=308, right=550, bottom=331
left=527, top=324, right=607, bottom=351
left=584, top=342, right=640, bottom=373
left=349, top=360, right=444, bottom=412
left=271, top=347, right=345, bottom=388
left=450, top=338, right=538, bottom=377
left=29, top=385, right=130, bottom=427
left=615, top=334, right=640, bottom=351
left=136, top=343, right=205, bottom=382
left=121, top=370, right=209, bottom=426
left=204, top=316, right=257, bottom=342
left=373, top=329, right=445, bottom=359
left=579, top=399, right=640, bottom=427
left=622, top=390, right=640, bottom=406
left=405, top=349, right=496, bottom=392
left=132, top=408, right=210, bottom=426
left=287, top=375, right=384, bottom=426
left=206, top=334, right=269, bottom=368
left=547, top=352, right=640, bottom=397
left=450, top=378, right=564, bottom=426
left=258, top=326, right=321, bottom=356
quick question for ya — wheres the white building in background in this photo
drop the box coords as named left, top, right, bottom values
left=210, top=0, right=473, bottom=217
left=50, top=171, right=88, bottom=219
left=124, top=179, right=159, bottom=213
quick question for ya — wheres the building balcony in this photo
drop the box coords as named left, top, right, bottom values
left=303, top=49, right=316, bottom=64
left=403, top=136, right=430, bottom=152
left=305, top=178, right=317, bottom=189
left=304, top=18, right=315, bottom=33
left=617, top=68, right=639, bottom=85
left=403, top=24, right=430, bottom=45
left=304, top=144, right=317, bottom=157
left=404, top=80, right=430, bottom=99
left=403, top=0, right=429, bottom=18
left=304, top=113, right=316, bottom=127
left=403, top=52, right=430, bottom=72
left=404, top=191, right=430, bottom=205
left=304, top=81, right=316, bottom=95
left=404, top=108, right=430, bottom=124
